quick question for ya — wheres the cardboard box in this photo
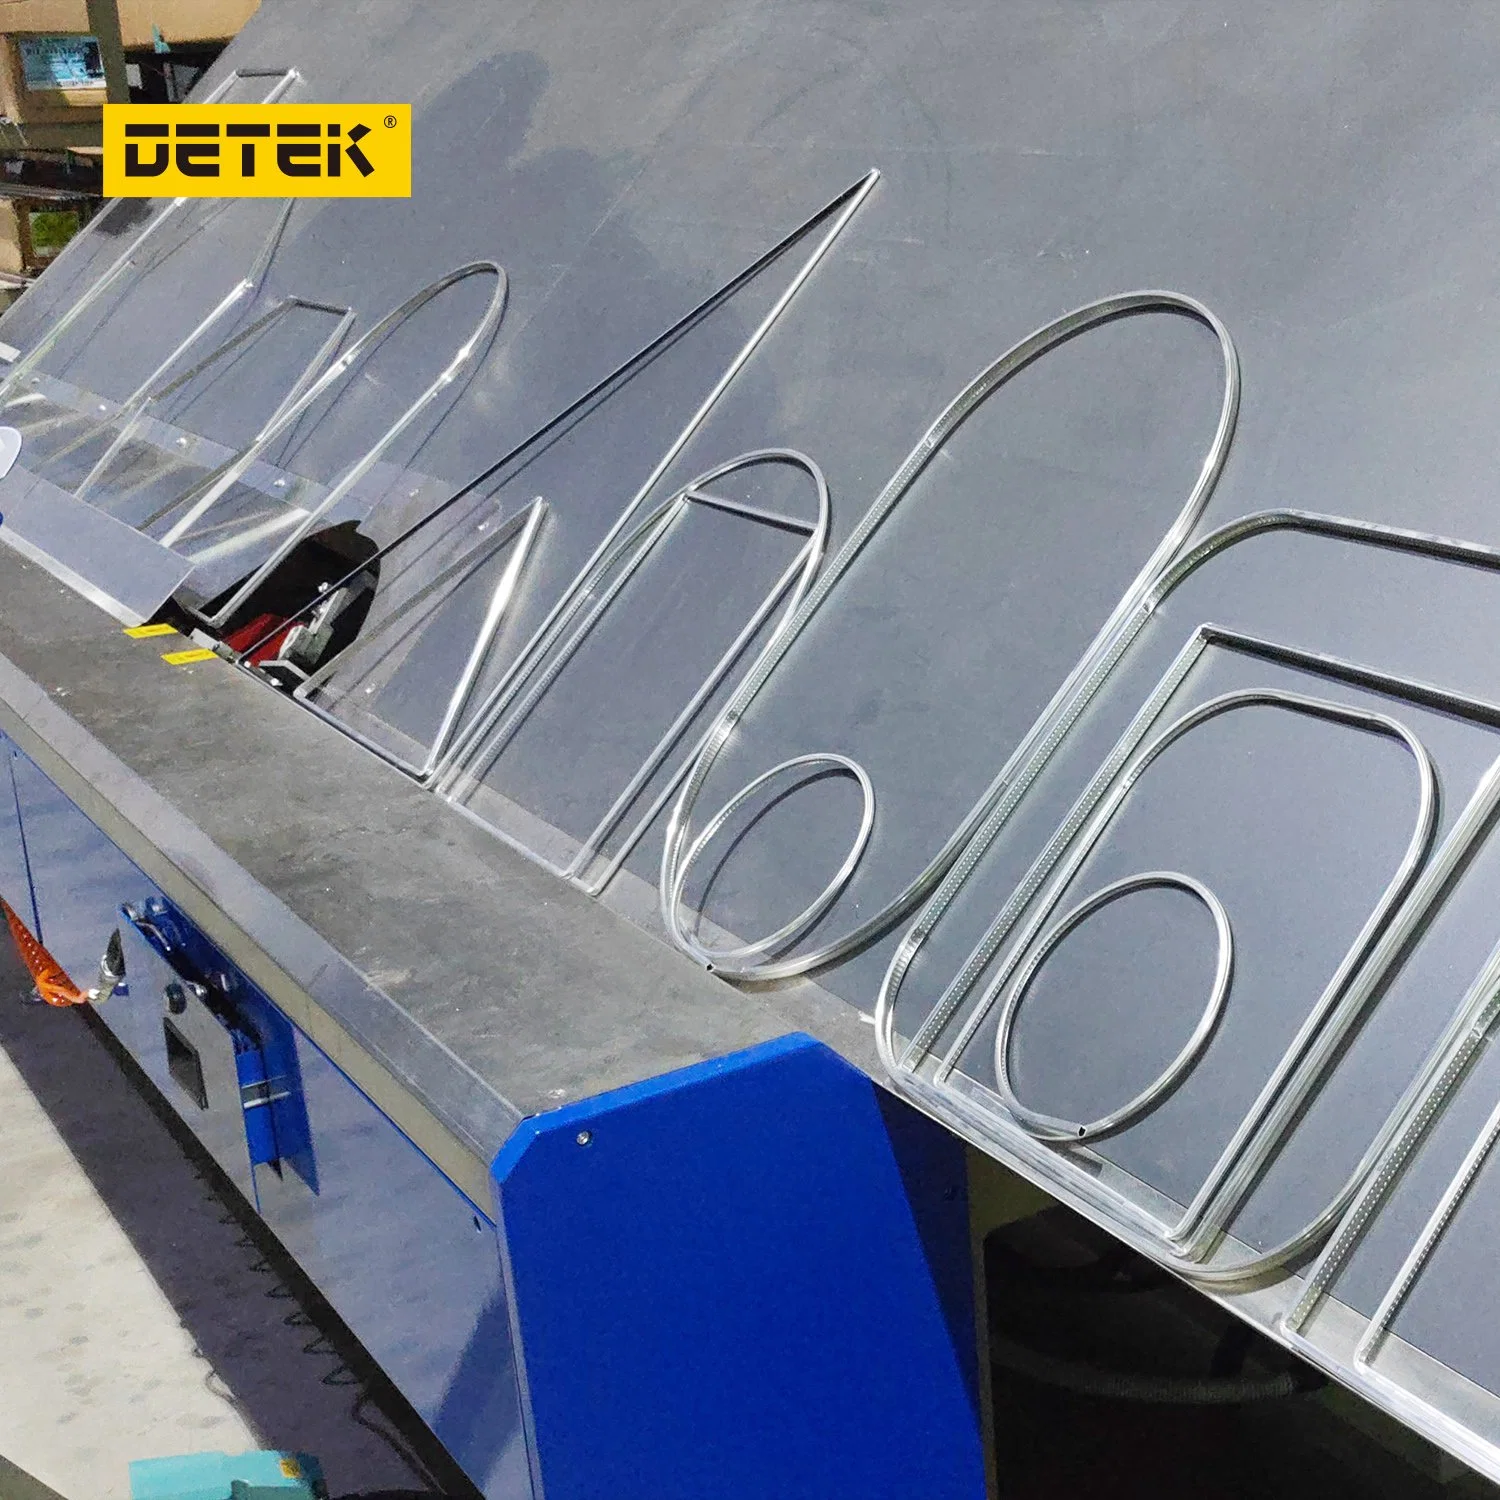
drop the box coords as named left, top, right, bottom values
left=0, top=198, right=22, bottom=273
left=0, top=2, right=88, bottom=32
left=0, top=0, right=258, bottom=121
left=0, top=0, right=259, bottom=49
left=119, top=0, right=259, bottom=47
left=0, top=32, right=104, bottom=124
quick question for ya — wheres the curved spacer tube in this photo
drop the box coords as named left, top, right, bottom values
left=181, top=260, right=509, bottom=622
left=870, top=510, right=1500, bottom=1292
left=439, top=449, right=834, bottom=908
left=877, top=685, right=1438, bottom=1292
left=992, top=871, right=1234, bottom=1143
left=665, top=753, right=876, bottom=970
left=874, top=506, right=1500, bottom=1113
left=558, top=452, right=833, bottom=890
left=444, top=449, right=830, bottom=795
left=936, top=688, right=1436, bottom=1088
left=660, top=290, right=1240, bottom=982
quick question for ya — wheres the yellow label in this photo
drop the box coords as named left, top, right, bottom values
left=104, top=104, right=411, bottom=198
left=123, top=622, right=178, bottom=638
left=161, top=647, right=218, bottom=665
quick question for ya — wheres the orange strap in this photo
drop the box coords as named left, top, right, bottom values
left=1, top=896, right=85, bottom=1006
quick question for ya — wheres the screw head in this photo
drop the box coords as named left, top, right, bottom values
left=575, top=1130, right=592, bottom=1147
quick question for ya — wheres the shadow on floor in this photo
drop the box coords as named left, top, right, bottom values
left=0, top=1453, right=67, bottom=1500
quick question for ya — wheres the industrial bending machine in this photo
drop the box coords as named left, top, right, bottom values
left=5, top=2, right=1500, bottom=1495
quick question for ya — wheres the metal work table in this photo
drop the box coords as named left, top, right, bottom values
left=0, top=545, right=876, bottom=1201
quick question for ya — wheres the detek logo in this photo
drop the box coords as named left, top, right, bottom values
left=103, top=104, right=412, bottom=198
left=124, top=120, right=377, bottom=178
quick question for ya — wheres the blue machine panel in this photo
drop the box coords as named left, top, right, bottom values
left=2, top=747, right=532, bottom=1500
left=0, top=736, right=36, bottom=932
left=492, top=1033, right=985, bottom=1500
left=9, top=750, right=140, bottom=986
left=254, top=1035, right=532, bottom=1497
left=1, top=742, right=984, bottom=1500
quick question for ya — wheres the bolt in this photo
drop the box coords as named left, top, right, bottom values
left=575, top=1130, right=592, bottom=1147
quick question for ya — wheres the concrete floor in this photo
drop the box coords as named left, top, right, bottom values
left=0, top=938, right=456, bottom=1500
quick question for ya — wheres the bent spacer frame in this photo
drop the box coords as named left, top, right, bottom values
left=441, top=450, right=831, bottom=900
left=158, top=260, right=508, bottom=616
left=658, top=289, right=1241, bottom=983
left=877, top=510, right=1500, bottom=1290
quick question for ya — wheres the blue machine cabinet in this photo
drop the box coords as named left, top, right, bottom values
left=493, top=1034, right=985, bottom=1500
left=0, top=739, right=534, bottom=1497
left=0, top=734, right=987, bottom=1499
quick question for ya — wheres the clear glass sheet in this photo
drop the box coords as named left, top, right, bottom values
left=444, top=460, right=823, bottom=883
left=297, top=493, right=543, bottom=776
left=255, top=173, right=873, bottom=839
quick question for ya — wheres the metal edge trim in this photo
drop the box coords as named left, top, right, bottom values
left=0, top=642, right=514, bottom=1209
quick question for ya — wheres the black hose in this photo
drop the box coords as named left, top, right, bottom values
left=986, top=1236, right=1169, bottom=1294
left=233, top=177, right=873, bottom=663
left=989, top=1332, right=1325, bottom=1404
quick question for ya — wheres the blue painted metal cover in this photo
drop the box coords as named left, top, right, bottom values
left=492, top=1033, right=983, bottom=1500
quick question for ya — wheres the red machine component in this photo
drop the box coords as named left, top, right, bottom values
left=223, top=613, right=293, bottom=665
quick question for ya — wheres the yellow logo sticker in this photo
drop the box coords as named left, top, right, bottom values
left=103, top=104, right=411, bottom=198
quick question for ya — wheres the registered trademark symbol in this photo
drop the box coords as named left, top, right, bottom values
left=384, top=114, right=397, bottom=128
